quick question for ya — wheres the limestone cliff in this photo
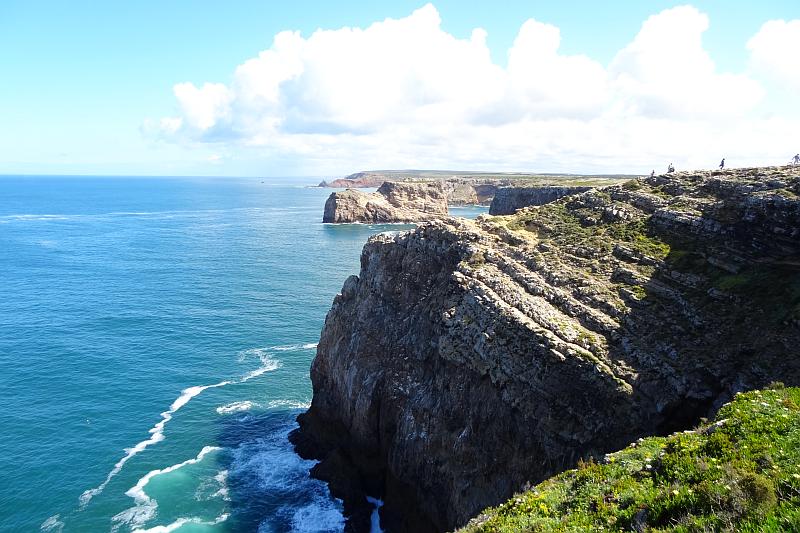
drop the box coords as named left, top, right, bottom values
left=319, top=171, right=629, bottom=206
left=488, top=185, right=593, bottom=215
left=322, top=181, right=448, bottom=223
left=295, top=166, right=800, bottom=532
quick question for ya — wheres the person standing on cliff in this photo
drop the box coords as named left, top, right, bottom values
left=719, top=158, right=725, bottom=169
left=793, top=154, right=800, bottom=166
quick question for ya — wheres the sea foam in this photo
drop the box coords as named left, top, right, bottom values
left=216, top=400, right=256, bottom=414
left=112, top=446, right=222, bottom=530
left=39, top=515, right=64, bottom=532
left=80, top=351, right=280, bottom=507
left=367, top=496, right=385, bottom=533
left=131, top=512, right=229, bottom=533
left=79, top=382, right=231, bottom=507
left=232, top=421, right=344, bottom=532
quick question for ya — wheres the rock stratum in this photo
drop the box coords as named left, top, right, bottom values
left=322, top=181, right=448, bottom=223
left=319, top=171, right=629, bottom=206
left=488, top=185, right=594, bottom=215
left=294, top=166, right=800, bottom=532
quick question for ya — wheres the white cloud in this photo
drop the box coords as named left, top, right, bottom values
left=609, top=6, right=762, bottom=118
left=747, top=19, right=800, bottom=89
left=148, top=3, right=796, bottom=174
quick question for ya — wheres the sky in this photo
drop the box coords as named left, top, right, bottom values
left=0, top=1, right=798, bottom=177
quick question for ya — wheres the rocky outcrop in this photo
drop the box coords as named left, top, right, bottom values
left=320, top=172, right=392, bottom=188
left=320, top=171, right=629, bottom=206
left=322, top=181, right=448, bottom=223
left=295, top=166, right=800, bottom=532
left=488, top=185, right=593, bottom=215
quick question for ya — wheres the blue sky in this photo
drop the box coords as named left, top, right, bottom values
left=1, top=1, right=798, bottom=176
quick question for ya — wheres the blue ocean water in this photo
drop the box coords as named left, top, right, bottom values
left=0, top=176, right=486, bottom=533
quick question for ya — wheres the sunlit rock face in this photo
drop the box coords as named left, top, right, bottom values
left=323, top=181, right=448, bottom=223
left=297, top=166, right=800, bottom=532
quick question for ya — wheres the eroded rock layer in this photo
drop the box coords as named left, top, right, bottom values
left=322, top=181, right=448, bottom=223
left=295, top=166, right=800, bottom=532
left=488, top=185, right=594, bottom=215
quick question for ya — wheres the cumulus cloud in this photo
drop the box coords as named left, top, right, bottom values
left=148, top=3, right=795, bottom=173
left=747, top=19, right=800, bottom=89
left=610, top=6, right=762, bottom=118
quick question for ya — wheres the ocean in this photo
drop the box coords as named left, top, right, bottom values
left=0, top=176, right=486, bottom=533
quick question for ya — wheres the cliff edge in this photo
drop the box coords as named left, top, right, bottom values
left=296, top=166, right=800, bottom=531
left=323, top=181, right=448, bottom=223
left=488, top=185, right=594, bottom=215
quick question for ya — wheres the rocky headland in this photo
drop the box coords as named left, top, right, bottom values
left=319, top=170, right=629, bottom=207
left=295, top=166, right=800, bottom=531
left=322, top=181, right=448, bottom=223
left=488, top=185, right=594, bottom=215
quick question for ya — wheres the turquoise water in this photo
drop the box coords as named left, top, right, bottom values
left=0, top=176, right=486, bottom=533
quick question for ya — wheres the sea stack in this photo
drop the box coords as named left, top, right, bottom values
left=322, top=181, right=448, bottom=223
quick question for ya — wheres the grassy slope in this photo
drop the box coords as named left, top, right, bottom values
left=461, top=386, right=800, bottom=532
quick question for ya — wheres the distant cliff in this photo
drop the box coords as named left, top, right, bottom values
left=295, top=166, right=800, bottom=532
left=323, top=181, right=448, bottom=223
left=488, top=185, right=593, bottom=215
left=319, top=171, right=629, bottom=207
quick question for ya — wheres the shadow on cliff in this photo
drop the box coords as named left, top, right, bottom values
left=615, top=218, right=800, bottom=439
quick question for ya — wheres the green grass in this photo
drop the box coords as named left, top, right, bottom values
left=461, top=386, right=800, bottom=532
left=509, top=202, right=670, bottom=261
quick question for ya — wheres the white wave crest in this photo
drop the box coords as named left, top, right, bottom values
left=112, top=446, right=222, bottom=530
left=211, top=469, right=230, bottom=501
left=289, top=501, right=345, bottom=533
left=238, top=348, right=282, bottom=382
left=131, top=512, right=229, bottom=533
left=39, top=515, right=64, bottom=532
left=265, top=343, right=317, bottom=352
left=79, top=381, right=230, bottom=507
left=216, top=401, right=256, bottom=415
left=80, top=346, right=283, bottom=508
left=266, top=399, right=311, bottom=410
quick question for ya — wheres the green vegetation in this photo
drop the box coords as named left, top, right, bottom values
left=664, top=247, right=800, bottom=323
left=509, top=202, right=670, bottom=261
left=622, top=180, right=642, bottom=191
left=462, top=386, right=800, bottom=532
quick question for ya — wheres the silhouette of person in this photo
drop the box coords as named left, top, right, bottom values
left=650, top=170, right=655, bottom=177
left=667, top=163, right=675, bottom=173
left=793, top=154, right=800, bottom=166
left=719, top=158, right=725, bottom=169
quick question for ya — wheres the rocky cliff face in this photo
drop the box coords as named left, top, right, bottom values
left=296, top=166, right=800, bottom=532
left=489, top=185, right=593, bottom=215
left=320, top=173, right=509, bottom=206
left=322, top=181, right=448, bottom=223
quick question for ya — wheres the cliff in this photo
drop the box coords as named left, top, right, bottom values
left=319, top=171, right=629, bottom=206
left=322, top=181, right=448, bottom=223
left=295, top=166, right=800, bottom=532
left=463, top=385, right=800, bottom=532
left=488, top=185, right=594, bottom=215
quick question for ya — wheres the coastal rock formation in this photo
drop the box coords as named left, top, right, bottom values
left=322, top=181, right=448, bottom=223
left=319, top=171, right=629, bottom=206
left=295, top=166, right=800, bottom=532
left=488, top=185, right=593, bottom=215
left=320, top=173, right=508, bottom=206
